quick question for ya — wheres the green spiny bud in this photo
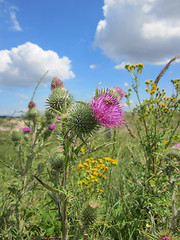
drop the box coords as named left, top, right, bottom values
left=166, top=149, right=180, bottom=161
left=46, top=88, right=73, bottom=113
left=44, top=110, right=56, bottom=124
left=81, top=200, right=99, bottom=227
left=11, top=129, right=22, bottom=142
left=66, top=102, right=100, bottom=137
left=50, top=152, right=64, bottom=171
left=27, top=107, right=38, bottom=120
left=45, top=110, right=56, bottom=120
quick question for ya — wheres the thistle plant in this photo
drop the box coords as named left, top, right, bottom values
left=34, top=79, right=126, bottom=240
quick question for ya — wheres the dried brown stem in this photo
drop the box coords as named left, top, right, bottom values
left=154, top=54, right=180, bottom=86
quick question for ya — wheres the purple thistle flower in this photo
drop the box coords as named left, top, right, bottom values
left=173, top=143, right=180, bottom=149
left=111, top=87, right=125, bottom=101
left=48, top=124, right=56, bottom=130
left=91, top=92, right=125, bottom=127
left=22, top=127, right=32, bottom=133
left=161, top=236, right=170, bottom=240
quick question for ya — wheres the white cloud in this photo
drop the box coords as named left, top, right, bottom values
left=90, top=64, right=97, bottom=69
left=95, top=0, right=180, bottom=64
left=90, top=64, right=100, bottom=69
left=16, top=93, right=30, bottom=99
left=114, top=61, right=126, bottom=70
left=0, top=2, right=22, bottom=31
left=10, top=10, right=22, bottom=31
left=124, top=82, right=128, bottom=87
left=0, top=42, right=75, bottom=88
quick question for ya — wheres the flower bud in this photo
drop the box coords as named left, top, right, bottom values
left=27, top=107, right=38, bottom=120
left=46, top=88, right=72, bottom=113
left=49, top=152, right=64, bottom=171
left=81, top=200, right=99, bottom=227
left=51, top=78, right=64, bottom=90
left=67, top=102, right=100, bottom=137
left=28, top=100, right=36, bottom=109
left=11, top=129, right=22, bottom=142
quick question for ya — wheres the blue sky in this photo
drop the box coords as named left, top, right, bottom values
left=0, top=0, right=180, bottom=116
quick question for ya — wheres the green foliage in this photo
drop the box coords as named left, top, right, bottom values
left=0, top=61, right=180, bottom=239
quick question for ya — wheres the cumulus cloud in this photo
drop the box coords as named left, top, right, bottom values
left=0, top=42, right=75, bottom=88
left=95, top=0, right=180, bottom=64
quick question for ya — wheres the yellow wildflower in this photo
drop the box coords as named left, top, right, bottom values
left=97, top=189, right=103, bottom=193
left=150, top=90, right=156, bottom=94
left=81, top=147, right=85, bottom=153
left=78, top=163, right=84, bottom=168
left=83, top=162, right=89, bottom=167
left=112, top=160, right=118, bottom=165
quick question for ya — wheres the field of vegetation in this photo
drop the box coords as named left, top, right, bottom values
left=0, top=61, right=179, bottom=240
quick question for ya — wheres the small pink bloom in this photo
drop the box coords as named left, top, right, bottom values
left=173, top=143, right=180, bottom=149
left=22, top=127, right=32, bottom=133
left=58, top=144, right=64, bottom=151
left=48, top=124, right=56, bottom=130
left=112, top=87, right=125, bottom=101
left=161, top=236, right=170, bottom=240
left=57, top=116, right=61, bottom=120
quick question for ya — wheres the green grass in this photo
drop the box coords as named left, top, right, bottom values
left=0, top=115, right=179, bottom=240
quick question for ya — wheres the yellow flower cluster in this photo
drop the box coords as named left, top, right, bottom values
left=125, top=63, right=144, bottom=72
left=80, top=147, right=85, bottom=153
left=77, top=157, right=118, bottom=193
left=143, top=81, right=177, bottom=116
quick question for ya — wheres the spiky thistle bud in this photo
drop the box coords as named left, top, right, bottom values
left=27, top=107, right=38, bottom=120
left=81, top=200, right=99, bottom=227
left=165, top=149, right=180, bottom=161
left=49, top=152, right=64, bottom=171
left=11, top=129, right=22, bottom=142
left=28, top=100, right=36, bottom=109
left=66, top=102, right=100, bottom=137
left=46, top=88, right=72, bottom=113
left=44, top=110, right=56, bottom=124
left=51, top=77, right=65, bottom=90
